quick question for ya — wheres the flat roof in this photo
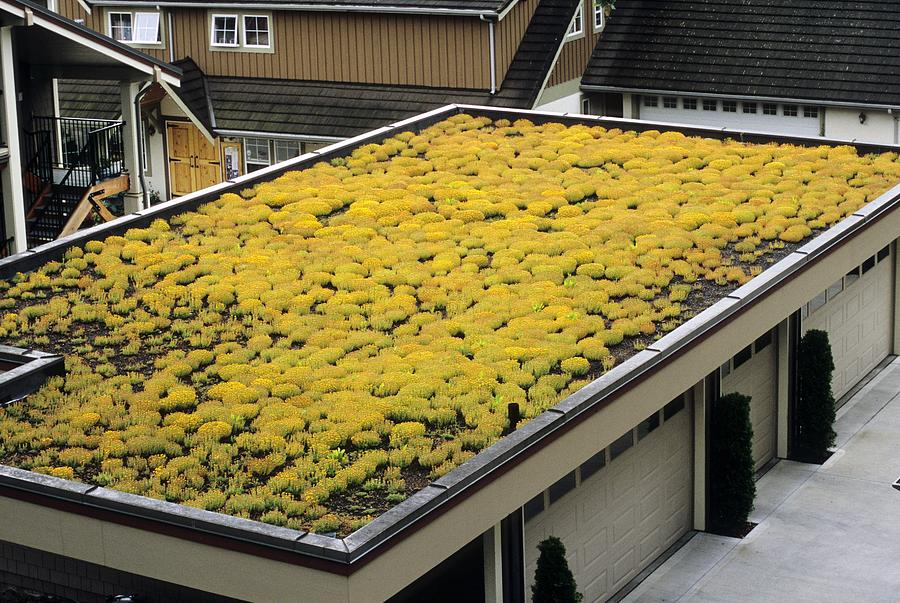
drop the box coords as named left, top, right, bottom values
left=1, top=105, right=900, bottom=569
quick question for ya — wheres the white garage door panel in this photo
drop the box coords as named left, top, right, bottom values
left=721, top=341, right=778, bottom=471
left=640, top=105, right=820, bottom=138
left=524, top=403, right=693, bottom=602
left=804, top=257, right=892, bottom=401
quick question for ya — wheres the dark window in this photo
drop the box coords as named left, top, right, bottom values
left=754, top=330, right=772, bottom=353
left=809, top=290, right=827, bottom=313
left=733, top=345, right=753, bottom=369
left=722, top=101, right=737, bottom=113
left=663, top=96, right=678, bottom=109
left=643, top=96, right=658, bottom=108
left=720, top=360, right=731, bottom=378
left=702, top=99, right=717, bottom=111
left=845, top=266, right=860, bottom=286
left=683, top=98, right=697, bottom=110
left=763, top=103, right=777, bottom=115
left=742, top=102, right=757, bottom=114
left=803, top=106, right=819, bottom=118
left=878, top=245, right=890, bottom=262
left=664, top=395, right=685, bottom=420
left=581, top=97, right=591, bottom=115
left=827, top=278, right=843, bottom=300
left=523, top=493, right=545, bottom=522
left=548, top=472, right=577, bottom=504
left=637, top=412, right=660, bottom=440
left=783, top=104, right=798, bottom=117
left=862, top=255, right=876, bottom=274
left=609, top=431, right=634, bottom=460
left=580, top=449, right=606, bottom=481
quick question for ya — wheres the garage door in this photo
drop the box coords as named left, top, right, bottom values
left=638, top=96, right=821, bottom=138
left=524, top=397, right=693, bottom=602
left=721, top=331, right=778, bottom=472
left=803, top=248, right=893, bottom=402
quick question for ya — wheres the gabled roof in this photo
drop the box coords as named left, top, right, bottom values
left=581, top=0, right=900, bottom=109
left=0, top=0, right=180, bottom=84
left=87, top=0, right=519, bottom=18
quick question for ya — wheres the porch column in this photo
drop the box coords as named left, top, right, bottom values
left=691, top=378, right=707, bottom=531
left=776, top=317, right=791, bottom=458
left=483, top=523, right=503, bottom=603
left=120, top=81, right=142, bottom=213
left=0, top=25, right=26, bottom=254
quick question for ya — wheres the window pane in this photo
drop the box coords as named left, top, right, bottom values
left=862, top=255, right=876, bottom=274
left=809, top=290, right=827, bottom=313
left=637, top=412, right=660, bottom=440
left=754, top=330, right=772, bottom=353
left=110, top=13, right=132, bottom=41
left=274, top=140, right=301, bottom=163
left=523, top=492, right=544, bottom=522
left=213, top=15, right=237, bottom=45
left=244, top=15, right=270, bottom=47
left=722, top=101, right=737, bottom=113
left=133, top=12, right=160, bottom=43
left=664, top=395, right=685, bottom=420
left=845, top=266, right=860, bottom=286
left=609, top=431, right=633, bottom=460
left=783, top=104, right=798, bottom=116
left=682, top=98, right=697, bottom=110
left=877, top=245, right=890, bottom=262
left=742, top=102, right=757, bottom=114
left=580, top=449, right=606, bottom=482
left=594, top=4, right=604, bottom=28
left=643, top=96, right=658, bottom=107
left=568, top=6, right=583, bottom=35
left=663, top=96, right=677, bottom=109
left=763, top=103, right=777, bottom=115
left=548, top=472, right=576, bottom=504
left=826, top=278, right=843, bottom=300
left=733, top=345, right=752, bottom=369
left=803, top=106, right=819, bottom=118
left=702, top=99, right=717, bottom=111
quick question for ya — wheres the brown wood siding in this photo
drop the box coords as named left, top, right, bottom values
left=56, top=2, right=168, bottom=62
left=171, top=9, right=490, bottom=89
left=546, top=0, right=600, bottom=87
left=495, top=0, right=539, bottom=84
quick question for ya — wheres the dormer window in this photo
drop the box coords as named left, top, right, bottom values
left=567, top=5, right=584, bottom=39
left=210, top=12, right=272, bottom=50
left=108, top=10, right=161, bottom=45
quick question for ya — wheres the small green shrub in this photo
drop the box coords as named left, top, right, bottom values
left=796, top=329, right=836, bottom=462
left=531, top=536, right=582, bottom=603
left=709, top=392, right=755, bottom=532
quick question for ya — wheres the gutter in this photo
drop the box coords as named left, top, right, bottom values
left=88, top=0, right=502, bottom=18
left=579, top=84, right=900, bottom=112
left=2, top=104, right=900, bottom=574
left=214, top=129, right=343, bottom=143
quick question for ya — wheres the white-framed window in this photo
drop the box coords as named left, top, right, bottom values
left=580, top=96, right=590, bottom=114
left=702, top=99, right=717, bottom=111
left=242, top=14, right=270, bottom=48
left=743, top=102, right=757, bottom=114
left=567, top=5, right=584, bottom=38
left=211, top=14, right=239, bottom=47
left=274, top=140, right=302, bottom=163
left=803, top=106, right=819, bottom=118
left=663, top=96, right=677, bottom=109
left=108, top=11, right=160, bottom=44
left=244, top=137, right=271, bottom=172
left=682, top=98, right=697, bottom=110
left=593, top=2, right=605, bottom=30
left=722, top=100, right=737, bottom=112
left=783, top=104, right=798, bottom=117
left=762, top=103, right=778, bottom=115
left=643, top=95, right=658, bottom=107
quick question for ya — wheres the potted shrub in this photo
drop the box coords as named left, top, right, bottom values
left=709, top=392, right=756, bottom=534
left=532, top=536, right=583, bottom=603
left=796, top=329, right=836, bottom=463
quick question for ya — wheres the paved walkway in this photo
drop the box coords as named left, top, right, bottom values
left=623, top=358, right=900, bottom=603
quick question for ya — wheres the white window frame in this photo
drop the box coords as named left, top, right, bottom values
left=567, top=5, right=584, bottom=39
left=593, top=2, right=605, bottom=30
left=273, top=139, right=302, bottom=163
left=242, top=14, right=271, bottom=49
left=211, top=13, right=239, bottom=48
left=244, top=137, right=272, bottom=173
left=107, top=10, right=162, bottom=46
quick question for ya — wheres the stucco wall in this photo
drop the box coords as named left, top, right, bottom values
left=825, top=107, right=898, bottom=144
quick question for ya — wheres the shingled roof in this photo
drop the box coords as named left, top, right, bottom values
left=581, top=0, right=900, bottom=108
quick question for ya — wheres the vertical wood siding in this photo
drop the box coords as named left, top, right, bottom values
left=494, top=0, right=539, bottom=84
left=169, top=9, right=491, bottom=89
left=546, top=0, right=600, bottom=87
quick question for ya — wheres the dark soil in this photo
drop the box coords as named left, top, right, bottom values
left=709, top=521, right=758, bottom=539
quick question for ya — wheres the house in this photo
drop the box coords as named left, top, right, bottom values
left=580, top=1, right=900, bottom=144
left=0, top=104, right=897, bottom=602
left=47, top=0, right=607, bottom=203
left=0, top=0, right=187, bottom=257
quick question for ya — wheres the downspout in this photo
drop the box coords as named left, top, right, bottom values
left=167, top=11, right=174, bottom=63
left=891, top=108, right=899, bottom=144
left=481, top=15, right=497, bottom=94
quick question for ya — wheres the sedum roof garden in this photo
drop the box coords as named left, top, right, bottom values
left=1, top=114, right=899, bottom=535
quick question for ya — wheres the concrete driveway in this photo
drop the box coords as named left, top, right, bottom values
left=623, top=358, right=900, bottom=603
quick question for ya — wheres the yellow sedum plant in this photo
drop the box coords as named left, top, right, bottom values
left=1, top=114, right=899, bottom=534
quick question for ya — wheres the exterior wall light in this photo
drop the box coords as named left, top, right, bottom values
left=859, top=112, right=868, bottom=124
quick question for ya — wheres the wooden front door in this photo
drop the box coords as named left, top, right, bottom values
left=167, top=122, right=222, bottom=197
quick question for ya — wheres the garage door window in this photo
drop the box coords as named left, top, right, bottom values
left=702, top=99, right=717, bottom=111
left=723, top=101, right=737, bottom=113
left=610, top=431, right=634, bottom=460
left=733, top=344, right=752, bottom=369
left=754, top=331, right=772, bottom=353
left=664, top=395, right=685, bottom=419
left=549, top=472, right=577, bottom=504
left=862, top=255, right=876, bottom=274
left=524, top=492, right=545, bottom=521
left=878, top=245, right=890, bottom=262
left=783, top=105, right=798, bottom=116
left=637, top=411, right=660, bottom=440
left=663, top=97, right=677, bottom=109
left=643, top=96, right=658, bottom=108
left=580, top=449, right=607, bottom=481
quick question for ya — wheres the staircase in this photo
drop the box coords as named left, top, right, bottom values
left=24, top=117, right=128, bottom=247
